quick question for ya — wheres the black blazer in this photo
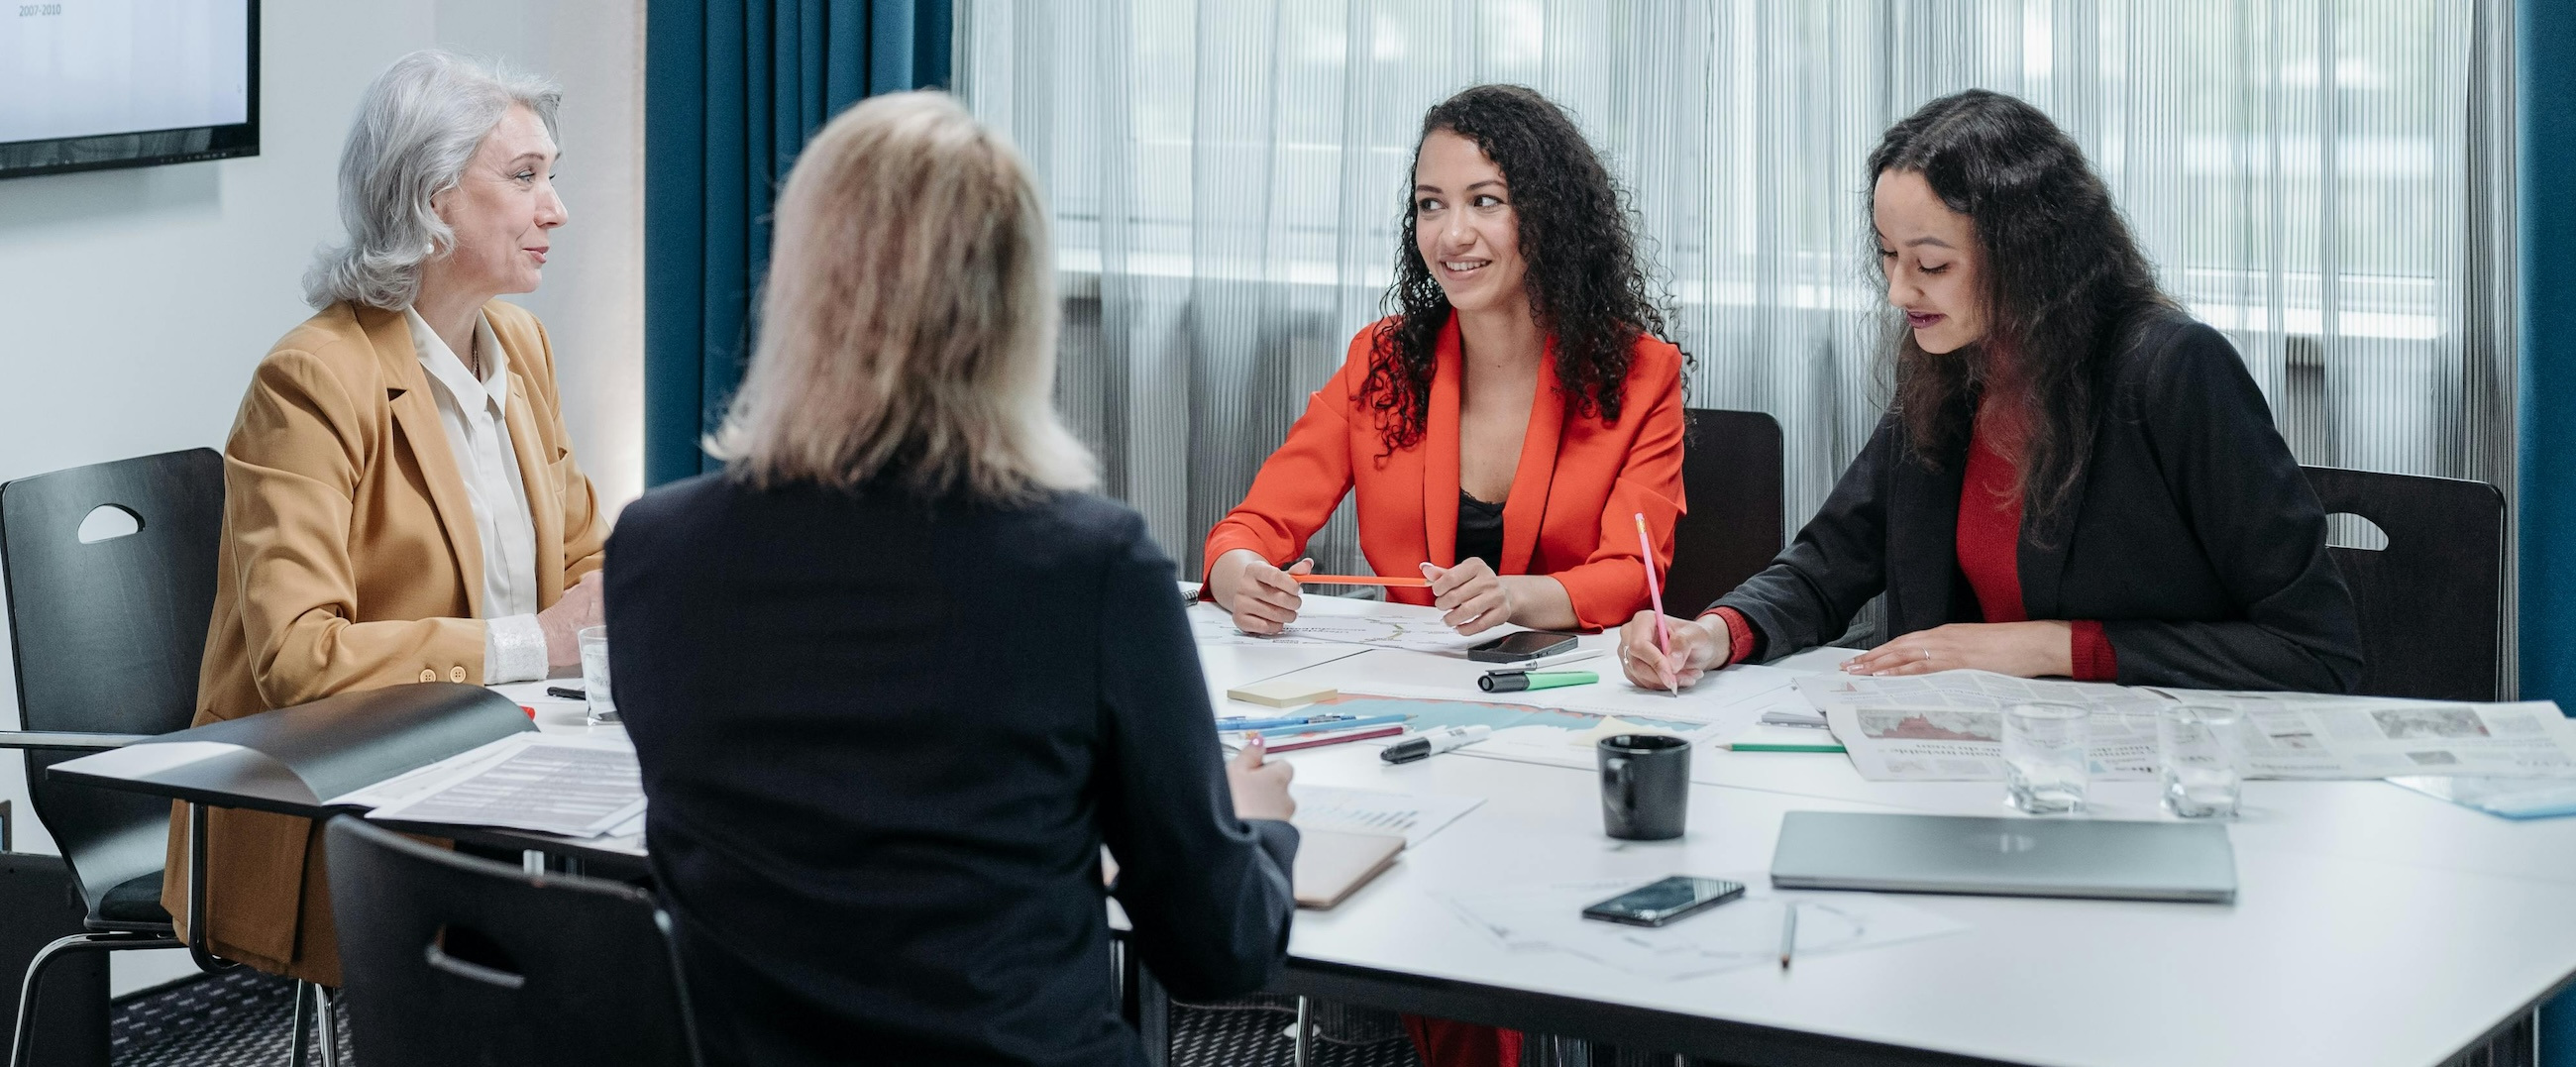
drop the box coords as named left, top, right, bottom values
left=1716, top=311, right=2363, bottom=692
left=608, top=475, right=1298, bottom=1067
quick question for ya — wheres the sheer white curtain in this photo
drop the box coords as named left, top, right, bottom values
left=956, top=0, right=2515, bottom=602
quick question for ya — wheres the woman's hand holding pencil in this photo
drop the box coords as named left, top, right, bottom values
left=1617, top=611, right=1727, bottom=692
left=1209, top=549, right=1310, bottom=634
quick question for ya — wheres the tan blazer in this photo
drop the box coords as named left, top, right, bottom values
left=163, top=299, right=606, bottom=985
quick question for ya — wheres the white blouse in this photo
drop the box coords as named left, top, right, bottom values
left=403, top=307, right=548, bottom=684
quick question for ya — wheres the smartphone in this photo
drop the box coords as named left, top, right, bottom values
left=1467, top=630, right=1580, bottom=663
left=1579, top=876, right=1746, bottom=927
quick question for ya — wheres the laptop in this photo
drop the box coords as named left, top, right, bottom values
left=1769, top=811, right=2237, bottom=904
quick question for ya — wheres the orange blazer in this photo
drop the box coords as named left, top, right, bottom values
left=1204, top=316, right=1684, bottom=631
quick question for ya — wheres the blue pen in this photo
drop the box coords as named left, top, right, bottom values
left=1214, top=713, right=1354, bottom=732
left=1247, top=713, right=1408, bottom=738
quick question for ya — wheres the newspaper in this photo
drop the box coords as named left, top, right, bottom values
left=1795, top=671, right=2576, bottom=783
left=1796, top=673, right=2164, bottom=781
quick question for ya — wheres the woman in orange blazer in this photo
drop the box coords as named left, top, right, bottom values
left=1207, top=84, right=1685, bottom=655
left=163, top=52, right=606, bottom=986
left=1205, top=84, right=1684, bottom=1067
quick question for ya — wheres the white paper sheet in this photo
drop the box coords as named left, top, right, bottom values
left=359, top=734, right=645, bottom=838
left=1342, top=664, right=1803, bottom=737
left=1290, top=785, right=1483, bottom=847
left=1187, top=594, right=1525, bottom=655
left=1443, top=877, right=1968, bottom=981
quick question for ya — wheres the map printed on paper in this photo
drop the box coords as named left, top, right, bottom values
left=1798, top=671, right=2576, bottom=783
left=1185, top=595, right=1517, bottom=655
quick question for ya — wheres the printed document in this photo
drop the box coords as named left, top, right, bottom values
left=355, top=733, right=645, bottom=837
left=1798, top=671, right=2576, bottom=782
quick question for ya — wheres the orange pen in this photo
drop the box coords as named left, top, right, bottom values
left=1293, top=575, right=1433, bottom=588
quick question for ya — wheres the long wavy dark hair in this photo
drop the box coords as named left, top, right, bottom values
left=1360, top=84, right=1675, bottom=451
left=1871, top=89, right=2172, bottom=524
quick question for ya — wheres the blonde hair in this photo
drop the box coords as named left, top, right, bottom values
left=709, top=91, right=1095, bottom=501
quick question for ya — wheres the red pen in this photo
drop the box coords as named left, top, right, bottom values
left=1262, top=724, right=1405, bottom=753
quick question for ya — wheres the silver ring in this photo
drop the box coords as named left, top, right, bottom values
left=1920, top=649, right=1931, bottom=663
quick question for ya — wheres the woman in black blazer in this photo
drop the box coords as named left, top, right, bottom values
left=607, top=92, right=1299, bottom=1067
left=1621, top=89, right=2361, bottom=693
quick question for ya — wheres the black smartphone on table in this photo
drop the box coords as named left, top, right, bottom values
left=1579, top=876, right=1746, bottom=927
left=1466, top=630, right=1580, bottom=663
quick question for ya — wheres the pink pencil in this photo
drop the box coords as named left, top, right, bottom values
left=1635, top=512, right=1677, bottom=696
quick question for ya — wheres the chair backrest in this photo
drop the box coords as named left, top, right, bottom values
left=1665, top=409, right=1786, bottom=617
left=2300, top=465, right=2506, bottom=701
left=323, top=816, right=702, bottom=1067
left=0, top=448, right=224, bottom=915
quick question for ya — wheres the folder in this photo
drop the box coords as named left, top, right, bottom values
left=1291, top=828, right=1404, bottom=908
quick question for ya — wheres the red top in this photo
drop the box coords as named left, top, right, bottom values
left=1705, top=397, right=2116, bottom=681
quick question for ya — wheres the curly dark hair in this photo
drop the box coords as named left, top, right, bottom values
left=1870, top=89, right=2173, bottom=525
left=1360, top=84, right=1675, bottom=451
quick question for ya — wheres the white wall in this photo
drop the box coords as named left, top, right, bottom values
left=0, top=0, right=643, bottom=995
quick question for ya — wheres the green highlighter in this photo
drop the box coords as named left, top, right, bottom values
left=1478, top=669, right=1599, bottom=694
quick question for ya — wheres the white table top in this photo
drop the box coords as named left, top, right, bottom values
left=494, top=618, right=2576, bottom=1067
left=1247, top=640, right=2576, bottom=1067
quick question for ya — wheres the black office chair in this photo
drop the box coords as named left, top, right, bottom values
left=2300, top=465, right=2508, bottom=701
left=323, top=816, right=702, bottom=1067
left=1664, top=409, right=1786, bottom=616
left=0, top=449, right=227, bottom=1067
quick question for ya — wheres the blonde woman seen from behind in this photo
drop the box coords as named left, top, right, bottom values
left=607, top=92, right=1299, bottom=1067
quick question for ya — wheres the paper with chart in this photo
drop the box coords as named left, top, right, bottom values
left=1186, top=594, right=1521, bottom=655
left=1443, top=879, right=1966, bottom=981
left=1290, top=785, right=1482, bottom=847
left=360, top=734, right=645, bottom=837
left=1800, top=671, right=2576, bottom=782
left=1277, top=694, right=1723, bottom=771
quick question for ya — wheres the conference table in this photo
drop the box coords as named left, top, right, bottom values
left=56, top=597, right=2576, bottom=1067
left=1106, top=608, right=2576, bottom=1067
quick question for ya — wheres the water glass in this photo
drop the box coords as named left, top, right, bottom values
left=2159, top=705, right=2244, bottom=818
left=2003, top=702, right=2091, bottom=814
left=578, top=626, right=617, bottom=725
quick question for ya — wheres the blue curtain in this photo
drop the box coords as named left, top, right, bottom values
left=2525, top=0, right=2576, bottom=1052
left=643, top=0, right=953, bottom=486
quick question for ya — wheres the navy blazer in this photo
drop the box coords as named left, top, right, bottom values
left=609, top=475, right=1297, bottom=1067
left=1715, top=311, right=2364, bottom=692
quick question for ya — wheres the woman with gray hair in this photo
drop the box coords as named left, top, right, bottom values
left=606, top=91, right=1298, bottom=1065
left=169, top=49, right=606, bottom=985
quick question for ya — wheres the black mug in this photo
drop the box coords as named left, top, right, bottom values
left=1598, top=734, right=1690, bottom=840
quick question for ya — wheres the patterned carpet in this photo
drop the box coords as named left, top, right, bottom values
left=110, top=969, right=346, bottom=1067
left=106, top=971, right=1421, bottom=1067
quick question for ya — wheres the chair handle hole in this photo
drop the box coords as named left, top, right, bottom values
left=75, top=504, right=144, bottom=544
left=424, top=940, right=526, bottom=990
left=2324, top=513, right=2390, bottom=552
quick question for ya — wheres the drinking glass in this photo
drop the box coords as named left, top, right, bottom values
left=2159, top=705, right=2244, bottom=818
left=2003, top=702, right=2091, bottom=814
left=578, top=626, right=616, bottom=725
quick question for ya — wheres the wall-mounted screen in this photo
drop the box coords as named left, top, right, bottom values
left=0, top=0, right=260, bottom=180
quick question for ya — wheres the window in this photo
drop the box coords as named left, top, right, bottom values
left=959, top=0, right=2513, bottom=598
